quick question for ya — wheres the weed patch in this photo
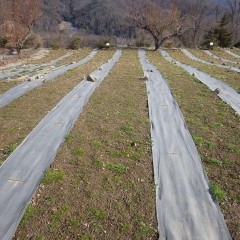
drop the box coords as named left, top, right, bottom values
left=41, top=169, right=64, bottom=185
left=211, top=183, right=226, bottom=202
left=105, top=162, right=127, bottom=174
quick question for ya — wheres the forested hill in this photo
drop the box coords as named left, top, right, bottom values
left=36, top=0, right=226, bottom=37
left=35, top=0, right=135, bottom=38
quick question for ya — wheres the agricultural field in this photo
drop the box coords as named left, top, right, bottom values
left=0, top=48, right=239, bottom=240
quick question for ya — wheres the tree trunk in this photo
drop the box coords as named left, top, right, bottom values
left=154, top=39, right=160, bottom=51
left=16, top=44, right=21, bottom=56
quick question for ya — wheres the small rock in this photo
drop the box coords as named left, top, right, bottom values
left=214, top=88, right=221, bottom=94
left=87, top=74, right=98, bottom=82
left=71, top=61, right=76, bottom=64
left=222, top=63, right=226, bottom=66
left=192, top=73, right=195, bottom=77
left=42, top=79, right=47, bottom=83
left=52, top=207, right=58, bottom=213
left=131, top=142, right=137, bottom=147
left=139, top=75, right=148, bottom=81
left=98, top=67, right=102, bottom=70
left=35, top=75, right=42, bottom=79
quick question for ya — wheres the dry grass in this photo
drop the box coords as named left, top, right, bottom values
left=211, top=49, right=240, bottom=63
left=189, top=49, right=240, bottom=68
left=14, top=50, right=157, bottom=240
left=30, top=49, right=69, bottom=65
left=230, top=48, right=240, bottom=57
left=0, top=49, right=92, bottom=95
left=168, top=49, right=240, bottom=92
left=0, top=50, right=115, bottom=166
left=0, top=49, right=39, bottom=68
left=0, top=81, right=20, bottom=94
left=57, top=48, right=92, bottom=65
left=148, top=50, right=240, bottom=239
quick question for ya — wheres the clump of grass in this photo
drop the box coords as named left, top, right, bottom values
left=209, top=122, right=224, bottom=127
left=105, top=162, right=127, bottom=174
left=211, top=182, right=226, bottom=202
left=73, top=148, right=85, bottom=156
left=208, top=158, right=223, bottom=166
left=5, top=143, right=18, bottom=155
left=41, top=168, right=64, bottom=184
left=192, top=135, right=216, bottom=149
left=93, top=159, right=103, bottom=167
left=50, top=204, right=70, bottom=230
left=89, top=207, right=107, bottom=221
left=227, top=144, right=240, bottom=153
left=121, top=125, right=134, bottom=134
left=20, top=205, right=36, bottom=226
left=106, top=150, right=125, bottom=157
left=65, top=133, right=73, bottom=143
left=91, top=140, right=103, bottom=149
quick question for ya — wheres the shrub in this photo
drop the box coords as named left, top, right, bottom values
left=97, top=39, right=111, bottom=49
left=0, top=37, right=7, bottom=47
left=69, top=37, right=81, bottom=50
left=22, top=34, right=42, bottom=49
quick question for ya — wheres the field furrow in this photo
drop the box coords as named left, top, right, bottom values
left=227, top=49, right=240, bottom=58
left=182, top=49, right=240, bottom=73
left=14, top=50, right=157, bottom=240
left=0, top=50, right=122, bottom=240
left=147, top=50, right=240, bottom=239
left=0, top=50, right=115, bottom=166
left=210, top=49, right=240, bottom=62
left=204, top=50, right=240, bottom=64
left=162, top=50, right=240, bottom=114
left=167, top=49, right=240, bottom=92
left=139, top=49, right=231, bottom=240
left=0, top=50, right=98, bottom=108
left=0, top=49, right=92, bottom=94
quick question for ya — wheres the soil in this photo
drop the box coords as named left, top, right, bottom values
left=13, top=49, right=157, bottom=239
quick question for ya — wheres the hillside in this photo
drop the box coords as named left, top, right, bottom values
left=36, top=0, right=224, bottom=37
left=35, top=0, right=133, bottom=38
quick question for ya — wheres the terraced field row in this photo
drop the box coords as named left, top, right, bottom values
left=0, top=49, right=239, bottom=239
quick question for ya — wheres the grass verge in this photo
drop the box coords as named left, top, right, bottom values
left=147, top=50, right=240, bottom=239
left=14, top=50, right=157, bottom=239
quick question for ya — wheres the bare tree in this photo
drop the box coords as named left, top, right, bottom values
left=128, top=0, right=192, bottom=50
left=0, top=0, right=42, bottom=55
left=225, top=0, right=240, bottom=43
